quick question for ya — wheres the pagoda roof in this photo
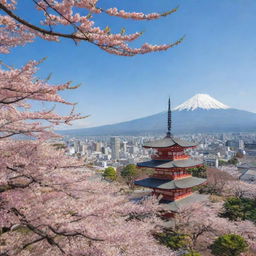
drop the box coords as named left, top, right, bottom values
left=134, top=176, right=206, bottom=190
left=161, top=193, right=209, bottom=212
left=137, top=159, right=203, bottom=169
left=143, top=136, right=197, bottom=149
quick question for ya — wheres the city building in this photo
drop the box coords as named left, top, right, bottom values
left=110, top=137, right=120, bottom=160
left=123, top=141, right=127, bottom=153
left=134, top=99, right=207, bottom=216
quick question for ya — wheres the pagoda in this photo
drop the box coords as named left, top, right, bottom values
left=134, top=99, right=207, bottom=214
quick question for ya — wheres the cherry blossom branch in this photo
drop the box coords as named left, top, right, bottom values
left=0, top=2, right=182, bottom=56
left=0, top=3, right=88, bottom=41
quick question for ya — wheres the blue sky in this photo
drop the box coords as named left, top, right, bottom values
left=2, top=0, right=256, bottom=129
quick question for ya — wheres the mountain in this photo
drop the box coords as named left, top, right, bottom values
left=59, top=94, right=256, bottom=136
left=174, top=94, right=230, bottom=111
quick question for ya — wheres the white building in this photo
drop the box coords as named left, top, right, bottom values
left=204, top=157, right=219, bottom=168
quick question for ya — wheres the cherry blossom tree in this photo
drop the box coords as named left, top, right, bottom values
left=206, top=167, right=236, bottom=195
left=223, top=180, right=256, bottom=199
left=0, top=1, right=182, bottom=255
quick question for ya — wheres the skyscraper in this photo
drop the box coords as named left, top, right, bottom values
left=110, top=137, right=120, bottom=160
left=123, top=141, right=127, bottom=153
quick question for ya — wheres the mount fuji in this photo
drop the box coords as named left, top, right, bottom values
left=173, top=94, right=230, bottom=111
left=60, top=94, right=256, bottom=136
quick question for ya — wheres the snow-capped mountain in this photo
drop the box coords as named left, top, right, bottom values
left=174, top=94, right=230, bottom=111
left=59, top=94, right=256, bottom=136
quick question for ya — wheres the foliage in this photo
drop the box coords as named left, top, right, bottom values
left=219, top=160, right=228, bottom=166
left=210, top=234, right=248, bottom=256
left=220, top=197, right=256, bottom=223
left=51, top=143, right=67, bottom=150
left=228, top=157, right=239, bottom=165
left=188, top=166, right=207, bottom=178
left=121, top=164, right=139, bottom=186
left=154, top=231, right=188, bottom=251
left=103, top=167, right=117, bottom=181
left=219, top=158, right=239, bottom=166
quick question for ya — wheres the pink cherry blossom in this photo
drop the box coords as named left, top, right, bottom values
left=0, top=0, right=181, bottom=56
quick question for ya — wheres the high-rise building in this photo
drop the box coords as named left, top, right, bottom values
left=74, top=140, right=81, bottom=153
left=239, top=140, right=244, bottom=150
left=110, top=137, right=120, bottom=160
left=92, top=142, right=101, bottom=152
left=123, top=141, right=127, bottom=153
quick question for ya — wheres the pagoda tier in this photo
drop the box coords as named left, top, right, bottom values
left=134, top=98, right=207, bottom=214
left=134, top=176, right=205, bottom=201
left=134, top=176, right=206, bottom=190
left=143, top=136, right=198, bottom=149
left=137, top=159, right=202, bottom=169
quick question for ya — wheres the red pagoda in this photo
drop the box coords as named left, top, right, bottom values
left=134, top=99, right=207, bottom=214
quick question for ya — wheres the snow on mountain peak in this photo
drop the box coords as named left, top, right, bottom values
left=174, top=94, right=230, bottom=111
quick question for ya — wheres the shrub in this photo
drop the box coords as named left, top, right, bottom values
left=154, top=231, right=188, bottom=251
left=121, top=164, right=139, bottom=186
left=188, top=166, right=207, bottom=178
left=220, top=197, right=256, bottom=223
left=211, top=234, right=248, bottom=256
left=103, top=167, right=117, bottom=181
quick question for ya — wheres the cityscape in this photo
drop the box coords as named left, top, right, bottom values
left=60, top=132, right=256, bottom=173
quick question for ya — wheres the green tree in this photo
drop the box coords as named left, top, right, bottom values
left=154, top=231, right=188, bottom=251
left=103, top=167, right=117, bottom=181
left=188, top=166, right=207, bottom=178
left=211, top=234, right=248, bottom=256
left=121, top=164, right=139, bottom=187
left=220, top=197, right=256, bottom=223
left=219, top=160, right=228, bottom=166
left=227, top=157, right=239, bottom=165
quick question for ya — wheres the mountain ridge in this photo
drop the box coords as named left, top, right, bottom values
left=58, top=94, right=256, bottom=136
left=59, top=108, right=256, bottom=136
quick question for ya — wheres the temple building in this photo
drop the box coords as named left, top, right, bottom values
left=134, top=99, right=207, bottom=214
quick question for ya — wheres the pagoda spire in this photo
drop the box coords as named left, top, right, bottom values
left=167, top=97, right=172, bottom=137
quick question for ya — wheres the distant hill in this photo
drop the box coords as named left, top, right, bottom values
left=58, top=94, right=256, bottom=136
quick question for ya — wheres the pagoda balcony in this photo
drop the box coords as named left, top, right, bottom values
left=152, top=189, right=193, bottom=201
left=151, top=153, right=189, bottom=161
left=151, top=173, right=191, bottom=180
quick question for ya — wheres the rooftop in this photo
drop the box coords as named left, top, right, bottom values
left=137, top=158, right=203, bottom=169
left=161, top=193, right=209, bottom=212
left=134, top=176, right=206, bottom=190
left=143, top=136, right=198, bottom=148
